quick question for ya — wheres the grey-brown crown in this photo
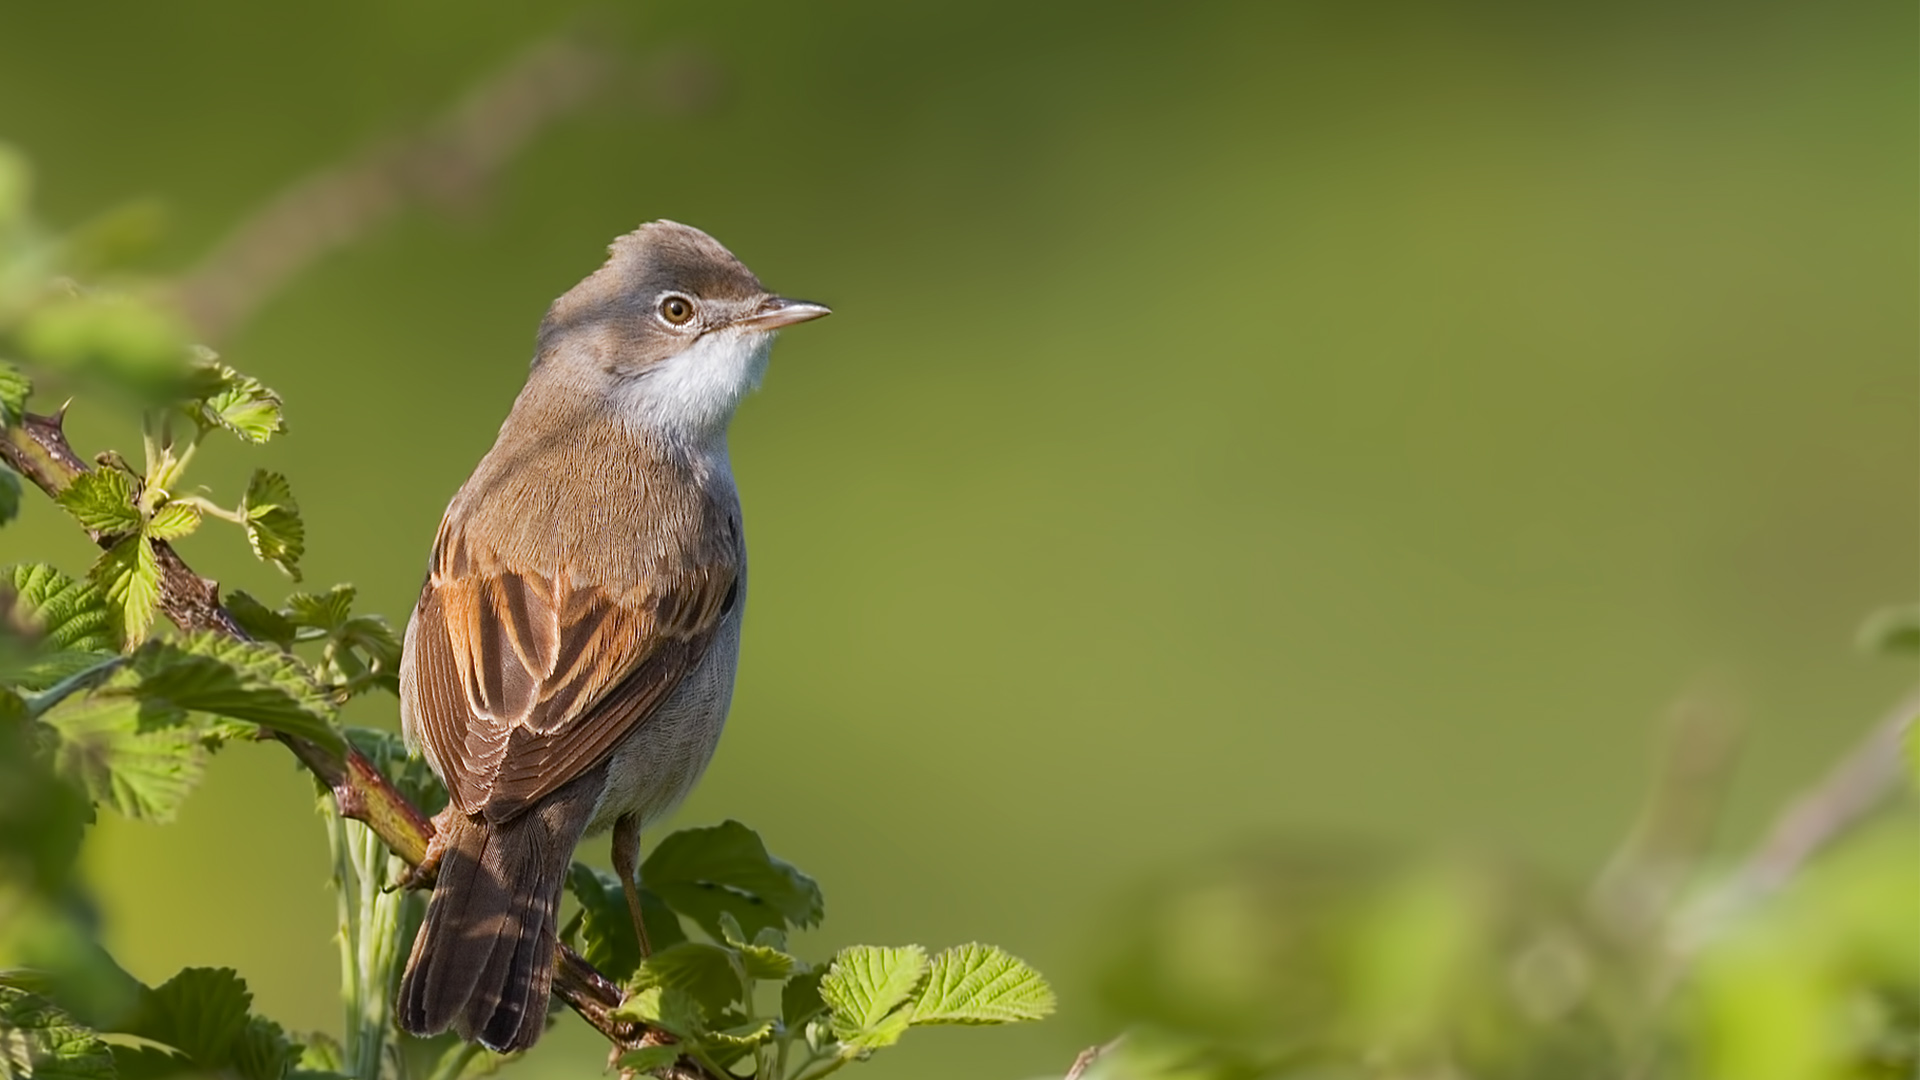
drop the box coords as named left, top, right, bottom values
left=534, top=221, right=769, bottom=362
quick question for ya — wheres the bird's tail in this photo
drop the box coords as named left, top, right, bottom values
left=397, top=780, right=600, bottom=1052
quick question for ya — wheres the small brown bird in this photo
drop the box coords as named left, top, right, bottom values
left=395, top=221, right=828, bottom=1051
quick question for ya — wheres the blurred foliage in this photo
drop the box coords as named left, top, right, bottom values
left=0, top=142, right=1051, bottom=1080
left=1082, top=711, right=1920, bottom=1080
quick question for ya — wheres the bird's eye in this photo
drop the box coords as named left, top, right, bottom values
left=658, top=294, right=695, bottom=326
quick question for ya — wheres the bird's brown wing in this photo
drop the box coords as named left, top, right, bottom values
left=405, top=521, right=737, bottom=823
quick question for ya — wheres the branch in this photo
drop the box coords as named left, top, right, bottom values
left=1671, top=684, right=1920, bottom=959
left=1722, top=685, right=1918, bottom=899
left=172, top=32, right=618, bottom=343
left=1063, top=1037, right=1123, bottom=1080
left=1, top=409, right=717, bottom=1077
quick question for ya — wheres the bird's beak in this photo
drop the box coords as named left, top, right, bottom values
left=737, top=297, right=832, bottom=332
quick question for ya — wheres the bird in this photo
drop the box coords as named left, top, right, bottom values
left=394, top=220, right=829, bottom=1052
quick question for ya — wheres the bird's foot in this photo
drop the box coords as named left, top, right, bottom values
left=388, top=806, right=461, bottom=891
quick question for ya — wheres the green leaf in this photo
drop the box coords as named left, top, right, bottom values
left=191, top=365, right=285, bottom=444
left=241, top=470, right=303, bottom=581
left=17, top=293, right=196, bottom=404
left=642, top=820, right=824, bottom=941
left=0, top=985, right=117, bottom=1080
left=90, top=535, right=161, bottom=646
left=144, top=502, right=200, bottom=541
left=230, top=1015, right=301, bottom=1080
left=127, top=967, right=253, bottom=1069
left=781, top=970, right=826, bottom=1030
left=908, top=943, right=1055, bottom=1025
left=613, top=987, right=704, bottom=1041
left=0, top=361, right=31, bottom=426
left=110, top=1043, right=195, bottom=1079
left=842, top=1008, right=909, bottom=1052
left=56, top=469, right=140, bottom=534
left=4, top=648, right=116, bottom=695
left=615, top=1045, right=680, bottom=1073
left=1, top=564, right=117, bottom=689
left=0, top=468, right=19, bottom=528
left=284, top=585, right=353, bottom=631
left=820, top=945, right=928, bottom=1049
left=565, top=864, right=644, bottom=983
left=1858, top=604, right=1920, bottom=656
left=222, top=590, right=297, bottom=649
left=701, top=1018, right=773, bottom=1049
left=0, top=712, right=91, bottom=912
left=715, top=915, right=799, bottom=982
left=40, top=690, right=202, bottom=823
left=4, top=564, right=118, bottom=653
left=132, top=632, right=340, bottom=752
left=633, top=943, right=742, bottom=1017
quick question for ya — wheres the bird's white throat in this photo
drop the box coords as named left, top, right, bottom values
left=613, top=326, right=773, bottom=442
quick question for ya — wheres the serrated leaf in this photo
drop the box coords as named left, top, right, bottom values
left=40, top=691, right=202, bottom=823
left=821, top=945, right=927, bottom=1047
left=132, top=632, right=340, bottom=752
left=90, top=535, right=160, bottom=646
left=715, top=911, right=797, bottom=982
left=0, top=469, right=19, bottom=528
left=128, top=967, right=253, bottom=1069
left=701, top=1019, right=772, bottom=1048
left=642, top=821, right=824, bottom=941
left=4, top=564, right=117, bottom=652
left=192, top=365, right=285, bottom=444
left=5, top=648, right=117, bottom=693
left=56, top=469, right=140, bottom=534
left=284, top=586, right=353, bottom=631
left=781, top=970, right=826, bottom=1030
left=615, top=1045, right=680, bottom=1073
left=611, top=986, right=663, bottom=1026
left=2, top=564, right=117, bottom=689
left=110, top=1043, right=195, bottom=1079
left=295, top=1032, right=343, bottom=1074
left=908, top=943, right=1055, bottom=1025
left=0, top=985, right=117, bottom=1080
left=0, top=362, right=29, bottom=426
left=223, top=591, right=297, bottom=649
left=613, top=987, right=703, bottom=1042
left=242, top=470, right=303, bottom=581
left=841, top=1007, right=909, bottom=1052
left=144, top=502, right=200, bottom=541
left=231, top=1014, right=300, bottom=1080
left=633, top=943, right=742, bottom=1017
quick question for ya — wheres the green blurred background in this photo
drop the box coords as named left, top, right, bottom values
left=1, top=1, right=1914, bottom=1077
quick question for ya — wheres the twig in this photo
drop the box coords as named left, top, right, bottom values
left=1722, top=685, right=1918, bottom=899
left=0, top=409, right=716, bottom=1077
left=173, top=33, right=617, bottom=342
left=1672, top=684, right=1920, bottom=957
left=1063, top=1037, right=1123, bottom=1080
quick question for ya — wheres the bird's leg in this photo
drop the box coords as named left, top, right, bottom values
left=389, top=805, right=462, bottom=892
left=611, top=812, right=654, bottom=958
